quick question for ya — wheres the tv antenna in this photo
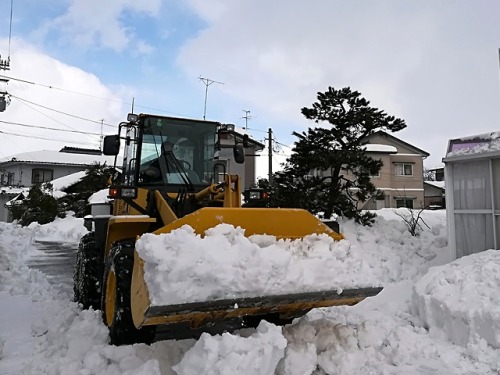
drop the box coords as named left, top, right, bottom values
left=242, top=110, right=252, bottom=129
left=198, top=76, right=223, bottom=120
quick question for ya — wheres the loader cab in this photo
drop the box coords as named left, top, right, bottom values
left=119, top=114, right=221, bottom=193
left=104, top=113, right=247, bottom=196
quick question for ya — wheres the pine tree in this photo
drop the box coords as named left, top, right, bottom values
left=12, top=183, right=62, bottom=226
left=273, top=86, right=406, bottom=225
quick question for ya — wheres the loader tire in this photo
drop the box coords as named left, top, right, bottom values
left=102, top=239, right=156, bottom=346
left=73, top=232, right=102, bottom=309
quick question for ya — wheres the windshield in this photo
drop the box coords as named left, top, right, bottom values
left=137, top=116, right=217, bottom=187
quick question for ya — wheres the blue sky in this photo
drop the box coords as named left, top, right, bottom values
left=1, top=0, right=500, bottom=176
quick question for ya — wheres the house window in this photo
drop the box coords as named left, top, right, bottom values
left=395, top=163, right=413, bottom=176
left=396, top=198, right=414, bottom=209
left=32, top=168, right=53, bottom=184
left=1, top=172, right=14, bottom=185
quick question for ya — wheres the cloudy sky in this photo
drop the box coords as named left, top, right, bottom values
left=0, top=0, right=499, bottom=173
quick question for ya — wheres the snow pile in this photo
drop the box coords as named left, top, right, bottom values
left=137, top=224, right=377, bottom=305
left=27, top=212, right=87, bottom=243
left=173, top=321, right=287, bottom=375
left=413, top=249, right=500, bottom=348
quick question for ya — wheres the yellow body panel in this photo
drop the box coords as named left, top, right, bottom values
left=153, top=207, right=343, bottom=241
left=105, top=215, right=156, bottom=258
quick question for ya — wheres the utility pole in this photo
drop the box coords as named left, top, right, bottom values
left=99, top=119, right=104, bottom=151
left=268, top=128, right=273, bottom=185
left=0, top=0, right=13, bottom=112
left=242, top=110, right=251, bottom=129
left=199, top=76, right=223, bottom=120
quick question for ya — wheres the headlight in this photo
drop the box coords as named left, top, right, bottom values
left=249, top=191, right=261, bottom=200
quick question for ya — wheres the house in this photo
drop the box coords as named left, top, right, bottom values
left=0, top=147, right=116, bottom=222
left=428, top=166, right=445, bottom=181
left=443, top=131, right=500, bottom=259
left=0, top=186, right=29, bottom=222
left=423, top=180, right=445, bottom=208
left=215, top=124, right=265, bottom=189
left=360, top=131, right=430, bottom=210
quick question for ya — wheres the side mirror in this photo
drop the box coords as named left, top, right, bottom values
left=233, top=145, right=245, bottom=164
left=103, top=135, right=120, bottom=155
left=242, top=134, right=249, bottom=148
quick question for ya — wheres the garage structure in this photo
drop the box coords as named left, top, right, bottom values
left=443, top=131, right=500, bottom=259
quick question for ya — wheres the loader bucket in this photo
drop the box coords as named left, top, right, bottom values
left=152, top=207, right=344, bottom=241
left=131, top=250, right=382, bottom=332
left=129, top=207, right=382, bottom=334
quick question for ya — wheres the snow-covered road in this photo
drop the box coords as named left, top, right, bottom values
left=1, top=210, right=499, bottom=374
left=26, top=240, right=76, bottom=295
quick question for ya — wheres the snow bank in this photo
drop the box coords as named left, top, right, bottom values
left=27, top=212, right=87, bottom=243
left=173, top=321, right=287, bottom=375
left=413, top=249, right=500, bottom=348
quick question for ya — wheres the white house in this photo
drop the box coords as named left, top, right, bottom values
left=0, top=147, right=116, bottom=222
left=215, top=125, right=265, bottom=189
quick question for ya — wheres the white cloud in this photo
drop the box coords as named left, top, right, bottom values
left=0, top=38, right=129, bottom=158
left=178, top=2, right=432, bottom=129
left=177, top=1, right=500, bottom=167
left=38, top=0, right=161, bottom=52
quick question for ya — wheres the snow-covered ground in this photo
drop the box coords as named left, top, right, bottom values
left=1, top=209, right=499, bottom=374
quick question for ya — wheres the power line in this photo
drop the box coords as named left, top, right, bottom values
left=0, top=120, right=102, bottom=136
left=9, top=94, right=116, bottom=128
left=12, top=98, right=100, bottom=144
left=244, top=126, right=267, bottom=134
left=0, top=129, right=97, bottom=146
left=0, top=74, right=192, bottom=118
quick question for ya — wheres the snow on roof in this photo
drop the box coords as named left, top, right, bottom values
left=0, top=186, right=29, bottom=196
left=4, top=190, right=29, bottom=206
left=445, top=131, right=500, bottom=159
left=50, top=171, right=86, bottom=192
left=88, top=188, right=112, bottom=204
left=427, top=164, right=445, bottom=170
left=424, top=180, right=445, bottom=189
left=363, top=144, right=398, bottom=153
left=0, top=150, right=116, bottom=166
left=232, top=126, right=265, bottom=150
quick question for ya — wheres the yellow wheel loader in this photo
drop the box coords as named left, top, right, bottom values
left=73, top=113, right=382, bottom=345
